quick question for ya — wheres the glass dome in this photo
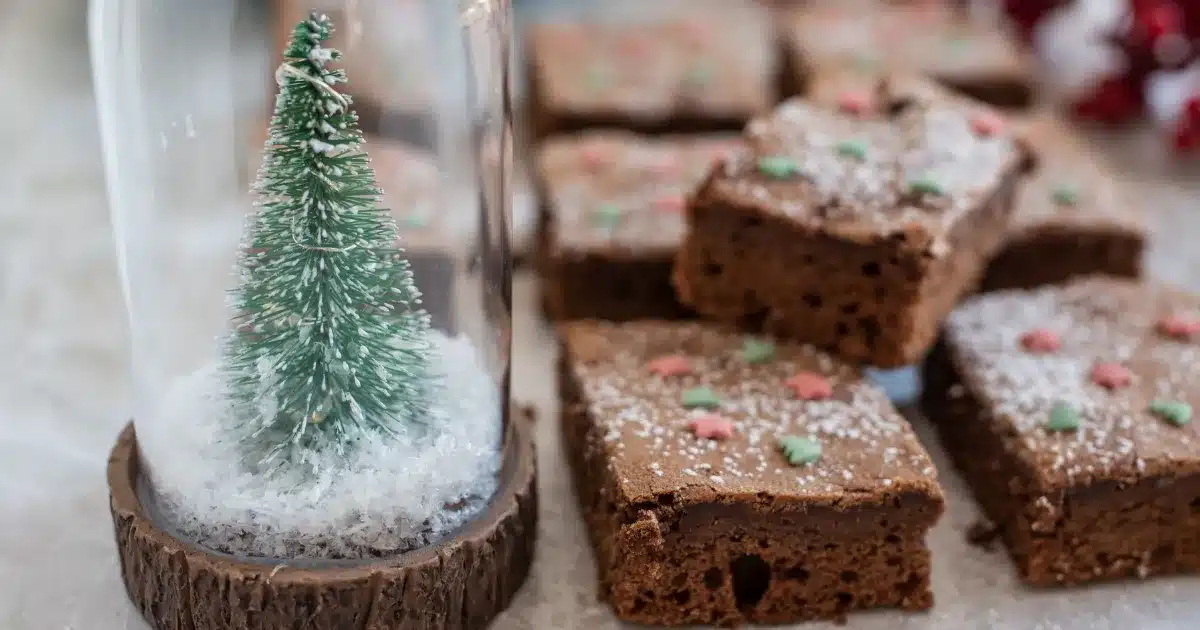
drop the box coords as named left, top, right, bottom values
left=90, top=0, right=512, bottom=561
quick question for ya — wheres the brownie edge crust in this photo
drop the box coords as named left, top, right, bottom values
left=673, top=83, right=1027, bottom=368
left=559, top=321, right=943, bottom=625
left=922, top=279, right=1200, bottom=586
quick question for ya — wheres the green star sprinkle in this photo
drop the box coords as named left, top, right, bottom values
left=742, top=338, right=776, bottom=364
left=945, top=35, right=969, bottom=51
left=586, top=64, right=613, bottom=90
left=852, top=53, right=877, bottom=72
left=780, top=435, right=822, bottom=466
left=685, top=61, right=715, bottom=87
left=908, top=176, right=944, bottom=197
left=1051, top=185, right=1080, bottom=206
left=592, top=203, right=623, bottom=229
left=836, top=139, right=868, bottom=161
left=757, top=156, right=799, bottom=179
left=682, top=386, right=722, bottom=409
left=1046, top=402, right=1080, bottom=432
left=1150, top=400, right=1192, bottom=427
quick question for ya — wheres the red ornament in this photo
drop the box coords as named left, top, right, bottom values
left=1157, top=314, right=1200, bottom=339
left=1172, top=96, right=1200, bottom=152
left=786, top=372, right=833, bottom=401
left=688, top=414, right=735, bottom=441
left=1134, top=2, right=1183, bottom=43
left=1090, top=362, right=1133, bottom=390
left=647, top=354, right=692, bottom=377
left=1020, top=328, right=1062, bottom=353
left=1072, top=76, right=1145, bottom=124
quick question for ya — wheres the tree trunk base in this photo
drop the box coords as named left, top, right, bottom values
left=107, top=406, right=538, bottom=630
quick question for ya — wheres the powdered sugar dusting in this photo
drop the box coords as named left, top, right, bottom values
left=723, top=83, right=1022, bottom=248
left=944, top=278, right=1200, bottom=489
left=566, top=321, right=939, bottom=502
left=136, top=330, right=502, bottom=561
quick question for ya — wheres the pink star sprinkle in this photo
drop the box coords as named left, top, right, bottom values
left=786, top=372, right=833, bottom=401
left=1090, top=362, right=1132, bottom=390
left=688, top=414, right=735, bottom=441
left=970, top=111, right=1006, bottom=137
left=654, top=195, right=686, bottom=213
left=1157, top=314, right=1200, bottom=340
left=1020, top=328, right=1061, bottom=353
left=647, top=354, right=692, bottom=377
left=837, top=91, right=873, bottom=116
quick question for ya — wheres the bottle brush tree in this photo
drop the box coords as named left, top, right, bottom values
left=224, top=12, right=432, bottom=469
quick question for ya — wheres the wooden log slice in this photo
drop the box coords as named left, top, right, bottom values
left=108, top=406, right=538, bottom=630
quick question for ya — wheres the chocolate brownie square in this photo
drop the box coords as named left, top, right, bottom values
left=526, top=12, right=778, bottom=139
left=982, top=117, right=1147, bottom=292
left=782, top=3, right=1034, bottom=107
left=923, top=277, right=1200, bottom=586
left=536, top=131, right=743, bottom=321
left=674, top=80, right=1029, bottom=368
left=370, top=138, right=464, bottom=332
left=559, top=320, right=944, bottom=625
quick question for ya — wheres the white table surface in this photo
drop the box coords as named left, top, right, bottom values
left=3, top=1, right=1200, bottom=628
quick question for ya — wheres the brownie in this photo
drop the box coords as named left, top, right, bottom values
left=559, top=320, right=944, bottom=626
left=982, top=116, right=1147, bottom=292
left=674, top=79, right=1029, bottom=368
left=923, top=277, right=1200, bottom=586
left=536, top=131, right=744, bottom=321
left=782, top=3, right=1034, bottom=108
left=526, top=13, right=778, bottom=139
left=369, top=138, right=463, bottom=332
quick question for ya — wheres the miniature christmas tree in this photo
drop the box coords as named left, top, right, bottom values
left=225, top=12, right=432, bottom=468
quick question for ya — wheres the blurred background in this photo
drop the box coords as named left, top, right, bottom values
left=3, top=0, right=1200, bottom=628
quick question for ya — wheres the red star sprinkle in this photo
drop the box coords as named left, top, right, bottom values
left=970, top=111, right=1006, bottom=137
left=1157, top=314, right=1200, bottom=340
left=1020, top=328, right=1061, bottom=353
left=654, top=195, right=686, bottom=213
left=837, top=91, right=873, bottom=116
left=1090, top=362, right=1133, bottom=390
left=581, top=146, right=608, bottom=171
left=688, top=414, right=735, bottom=441
left=647, top=354, right=692, bottom=377
left=787, top=372, right=833, bottom=401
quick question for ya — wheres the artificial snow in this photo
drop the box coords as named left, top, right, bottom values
left=135, top=330, right=503, bottom=562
